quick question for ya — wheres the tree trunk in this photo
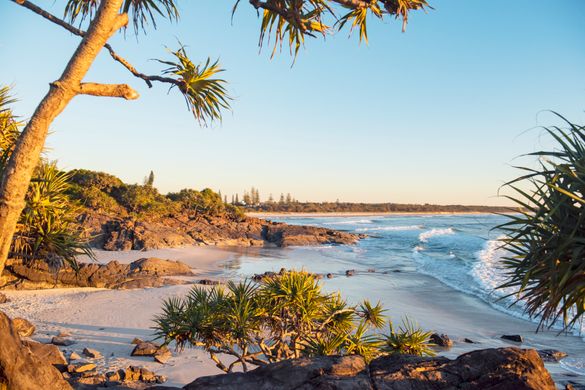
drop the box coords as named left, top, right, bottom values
left=0, top=0, right=126, bottom=280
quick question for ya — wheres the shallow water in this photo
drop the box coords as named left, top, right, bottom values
left=217, top=214, right=585, bottom=382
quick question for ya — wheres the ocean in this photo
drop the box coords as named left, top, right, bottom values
left=220, top=213, right=585, bottom=376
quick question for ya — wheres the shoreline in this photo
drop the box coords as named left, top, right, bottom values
left=247, top=211, right=503, bottom=218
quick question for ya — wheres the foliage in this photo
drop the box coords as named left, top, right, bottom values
left=167, top=188, right=225, bottom=216
left=12, top=163, right=95, bottom=269
left=154, top=270, right=434, bottom=373
left=157, top=48, right=230, bottom=126
left=112, top=183, right=177, bottom=216
left=0, top=86, right=93, bottom=269
left=497, top=114, right=585, bottom=331
left=380, top=317, right=435, bottom=356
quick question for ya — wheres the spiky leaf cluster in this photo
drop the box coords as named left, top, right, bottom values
left=497, top=114, right=585, bottom=331
left=154, top=270, right=434, bottom=373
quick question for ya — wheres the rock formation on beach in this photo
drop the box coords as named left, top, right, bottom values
left=185, top=348, right=555, bottom=390
left=83, top=211, right=362, bottom=251
left=1, top=257, right=194, bottom=290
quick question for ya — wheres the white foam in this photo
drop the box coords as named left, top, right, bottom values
left=356, top=225, right=424, bottom=232
left=418, top=228, right=455, bottom=243
left=323, top=219, right=373, bottom=225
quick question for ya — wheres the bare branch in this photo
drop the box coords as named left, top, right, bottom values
left=76, top=82, right=139, bottom=99
left=10, top=0, right=179, bottom=89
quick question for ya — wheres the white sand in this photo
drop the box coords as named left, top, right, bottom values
left=2, top=246, right=237, bottom=387
left=2, top=245, right=584, bottom=387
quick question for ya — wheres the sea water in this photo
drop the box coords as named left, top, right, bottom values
left=219, top=214, right=585, bottom=377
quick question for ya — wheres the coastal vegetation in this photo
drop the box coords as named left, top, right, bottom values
left=0, top=87, right=92, bottom=277
left=154, top=270, right=434, bottom=373
left=0, top=0, right=430, bottom=281
left=498, top=115, right=585, bottom=331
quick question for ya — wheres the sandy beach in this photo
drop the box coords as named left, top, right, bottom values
left=2, top=243, right=584, bottom=387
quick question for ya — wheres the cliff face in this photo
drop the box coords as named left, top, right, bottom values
left=79, top=211, right=362, bottom=251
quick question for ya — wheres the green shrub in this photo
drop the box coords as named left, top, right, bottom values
left=167, top=187, right=225, bottom=216
left=112, top=184, right=177, bottom=216
left=154, top=270, right=433, bottom=373
left=69, top=169, right=123, bottom=192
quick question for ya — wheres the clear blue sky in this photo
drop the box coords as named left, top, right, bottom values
left=1, top=0, right=584, bottom=205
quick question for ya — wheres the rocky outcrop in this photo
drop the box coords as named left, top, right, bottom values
left=184, top=348, right=555, bottom=390
left=0, top=312, right=72, bottom=390
left=83, top=211, right=362, bottom=251
left=2, top=257, right=193, bottom=290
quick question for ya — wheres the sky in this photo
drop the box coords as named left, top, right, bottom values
left=0, top=0, right=584, bottom=205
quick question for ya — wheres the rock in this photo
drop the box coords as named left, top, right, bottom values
left=185, top=355, right=371, bottom=390
left=76, top=373, right=106, bottom=385
left=198, top=279, right=220, bottom=286
left=430, top=333, right=453, bottom=348
left=538, top=349, right=568, bottom=362
left=57, top=331, right=71, bottom=337
left=326, top=273, right=333, bottom=279
left=154, top=349, right=172, bottom=364
left=22, top=340, right=67, bottom=369
left=69, top=351, right=81, bottom=361
left=67, top=362, right=96, bottom=374
left=52, top=336, right=76, bottom=346
left=12, top=317, right=35, bottom=337
left=82, top=347, right=102, bottom=359
left=129, top=257, right=193, bottom=276
left=122, top=366, right=166, bottom=383
left=464, top=338, right=476, bottom=343
left=369, top=347, right=554, bottom=390
left=502, top=334, right=523, bottom=343
left=131, top=337, right=144, bottom=344
left=184, top=348, right=555, bottom=390
left=345, top=269, right=356, bottom=277
left=131, top=341, right=163, bottom=357
left=0, top=292, right=8, bottom=303
left=0, top=312, right=72, bottom=390
left=367, top=268, right=376, bottom=273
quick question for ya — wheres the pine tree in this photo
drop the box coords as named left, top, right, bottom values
left=145, top=170, right=155, bottom=187
left=286, top=193, right=292, bottom=204
left=231, top=194, right=235, bottom=204
left=279, top=193, right=285, bottom=204
left=235, top=193, right=240, bottom=205
left=224, top=195, right=227, bottom=204
left=268, top=193, right=274, bottom=203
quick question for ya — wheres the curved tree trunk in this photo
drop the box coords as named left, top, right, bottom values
left=0, top=0, right=127, bottom=280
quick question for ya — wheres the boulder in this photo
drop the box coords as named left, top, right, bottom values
left=0, top=292, right=8, bottom=303
left=185, top=355, right=371, bottom=390
left=326, top=273, right=333, bottom=279
left=430, top=333, right=453, bottom=348
left=345, top=269, right=356, bottom=277
left=69, top=351, right=81, bottom=361
left=21, top=340, right=67, bottom=369
left=82, top=347, right=102, bottom=359
left=12, top=317, right=35, bottom=337
left=538, top=349, right=568, bottom=362
left=131, top=341, right=163, bottom=357
left=0, top=311, right=72, bottom=390
left=184, top=348, right=555, bottom=390
left=501, top=334, right=523, bottom=343
left=154, top=349, right=173, bottom=364
left=67, top=362, right=97, bottom=374
left=52, top=336, right=76, bottom=346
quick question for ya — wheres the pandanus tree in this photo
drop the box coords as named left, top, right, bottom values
left=0, top=0, right=430, bottom=277
left=498, top=115, right=585, bottom=331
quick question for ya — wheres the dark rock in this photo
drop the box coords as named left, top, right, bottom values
left=346, top=269, right=356, bottom=277
left=0, top=312, right=72, bottom=389
left=198, top=279, right=220, bottom=286
left=82, top=347, right=102, bottom=359
left=0, top=292, right=8, bottom=303
left=52, top=336, right=76, bottom=346
left=185, top=355, right=371, bottom=390
left=184, top=348, right=555, bottom=390
left=502, top=334, right=523, bottom=343
left=430, top=333, right=453, bottom=348
left=131, top=341, right=165, bottom=357
left=326, top=273, right=333, bottom=279
left=464, top=338, right=476, bottom=343
left=538, top=349, right=568, bottom=362
left=2, top=257, right=194, bottom=290
left=370, top=347, right=554, bottom=390
left=367, top=268, right=376, bottom=273
left=12, top=317, right=35, bottom=337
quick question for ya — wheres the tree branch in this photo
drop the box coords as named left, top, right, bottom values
left=76, top=82, right=139, bottom=99
left=10, top=0, right=180, bottom=89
